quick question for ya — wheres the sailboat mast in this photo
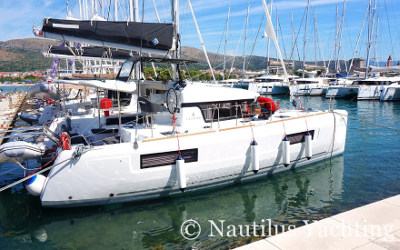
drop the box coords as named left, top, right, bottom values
left=291, top=10, right=294, bottom=71
left=276, top=9, right=279, bottom=69
left=337, top=0, right=346, bottom=74
left=374, top=15, right=379, bottom=66
left=266, top=0, right=273, bottom=74
left=129, top=0, right=134, bottom=21
left=302, top=0, right=310, bottom=78
left=365, top=0, right=376, bottom=79
left=114, top=0, right=118, bottom=21
left=223, top=7, right=231, bottom=81
left=314, top=7, right=317, bottom=67
left=242, top=4, right=250, bottom=79
left=171, top=0, right=180, bottom=81
left=79, top=0, right=83, bottom=19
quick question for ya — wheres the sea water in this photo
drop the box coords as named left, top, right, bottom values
left=0, top=96, right=399, bottom=249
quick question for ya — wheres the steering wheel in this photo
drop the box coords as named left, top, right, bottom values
left=166, top=88, right=178, bottom=114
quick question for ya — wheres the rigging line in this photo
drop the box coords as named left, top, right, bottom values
left=246, top=15, right=265, bottom=70
left=333, top=111, right=400, bottom=132
left=107, top=0, right=112, bottom=20
left=228, top=16, right=246, bottom=78
left=383, top=0, right=395, bottom=58
left=277, top=14, right=288, bottom=61
left=245, top=105, right=255, bottom=142
left=289, top=5, right=306, bottom=61
left=215, top=14, right=228, bottom=63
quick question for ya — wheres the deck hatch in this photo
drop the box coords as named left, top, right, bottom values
left=140, top=148, right=198, bottom=169
left=287, top=130, right=315, bottom=145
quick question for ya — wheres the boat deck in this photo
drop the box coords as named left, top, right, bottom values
left=236, top=194, right=400, bottom=249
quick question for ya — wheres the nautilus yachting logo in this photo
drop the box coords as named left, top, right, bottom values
left=180, top=219, right=201, bottom=240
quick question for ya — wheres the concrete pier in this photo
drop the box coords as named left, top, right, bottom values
left=0, top=92, right=26, bottom=145
left=237, top=195, right=400, bottom=250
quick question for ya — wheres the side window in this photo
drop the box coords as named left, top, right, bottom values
left=117, top=61, right=134, bottom=81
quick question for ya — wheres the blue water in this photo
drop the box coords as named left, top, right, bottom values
left=0, top=86, right=30, bottom=93
left=0, top=96, right=399, bottom=249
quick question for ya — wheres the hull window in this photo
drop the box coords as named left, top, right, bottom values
left=287, top=130, right=315, bottom=145
left=140, top=148, right=198, bottom=169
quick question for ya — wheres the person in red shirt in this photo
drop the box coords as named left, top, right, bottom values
left=257, top=96, right=277, bottom=118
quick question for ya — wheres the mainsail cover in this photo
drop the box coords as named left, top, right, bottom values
left=46, top=46, right=132, bottom=60
left=41, top=19, right=174, bottom=51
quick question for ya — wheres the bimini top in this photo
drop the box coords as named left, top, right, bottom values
left=41, top=18, right=174, bottom=51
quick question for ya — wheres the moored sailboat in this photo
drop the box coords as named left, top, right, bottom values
left=2, top=0, right=349, bottom=207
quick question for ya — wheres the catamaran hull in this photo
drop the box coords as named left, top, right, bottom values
left=357, top=86, right=385, bottom=100
left=326, top=86, right=358, bottom=99
left=380, top=86, right=400, bottom=101
left=309, top=87, right=327, bottom=96
left=40, top=110, right=348, bottom=207
left=248, top=83, right=289, bottom=95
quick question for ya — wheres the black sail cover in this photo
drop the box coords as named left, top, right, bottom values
left=42, top=18, right=174, bottom=51
left=48, top=46, right=132, bottom=60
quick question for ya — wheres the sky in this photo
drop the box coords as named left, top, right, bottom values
left=1, top=0, right=399, bottom=69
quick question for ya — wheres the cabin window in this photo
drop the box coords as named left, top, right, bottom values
left=107, top=90, right=132, bottom=106
left=140, top=148, right=198, bottom=169
left=116, top=60, right=134, bottom=81
left=182, top=99, right=256, bottom=122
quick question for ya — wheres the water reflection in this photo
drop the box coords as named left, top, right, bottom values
left=0, top=157, right=344, bottom=249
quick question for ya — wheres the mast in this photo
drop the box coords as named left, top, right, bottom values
left=242, top=4, right=250, bottom=79
left=302, top=0, right=310, bottom=78
left=223, top=7, right=230, bottom=80
left=374, top=15, right=379, bottom=66
left=129, top=0, right=134, bottom=21
left=365, top=0, right=376, bottom=79
left=276, top=9, right=279, bottom=71
left=314, top=7, right=317, bottom=67
left=171, top=0, right=180, bottom=81
left=291, top=9, right=294, bottom=71
left=134, top=0, right=139, bottom=23
left=114, top=0, right=118, bottom=21
left=133, top=0, right=140, bottom=81
left=337, top=0, right=346, bottom=74
left=84, top=0, right=88, bottom=19
left=79, top=0, right=83, bottom=19
left=266, top=0, right=273, bottom=74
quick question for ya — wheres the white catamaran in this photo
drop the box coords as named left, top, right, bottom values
left=9, top=0, right=349, bottom=207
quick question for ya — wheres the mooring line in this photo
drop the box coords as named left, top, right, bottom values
left=334, top=111, right=400, bottom=133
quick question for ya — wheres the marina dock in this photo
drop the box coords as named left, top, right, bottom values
left=0, top=92, right=26, bottom=145
left=237, top=195, right=400, bottom=250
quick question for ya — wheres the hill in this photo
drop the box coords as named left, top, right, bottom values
left=0, top=38, right=271, bottom=72
left=1, top=38, right=379, bottom=74
left=0, top=38, right=58, bottom=72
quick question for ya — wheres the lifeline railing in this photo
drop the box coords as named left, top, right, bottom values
left=204, top=103, right=254, bottom=130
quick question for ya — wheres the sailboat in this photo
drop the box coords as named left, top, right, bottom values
left=13, top=0, right=349, bottom=207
